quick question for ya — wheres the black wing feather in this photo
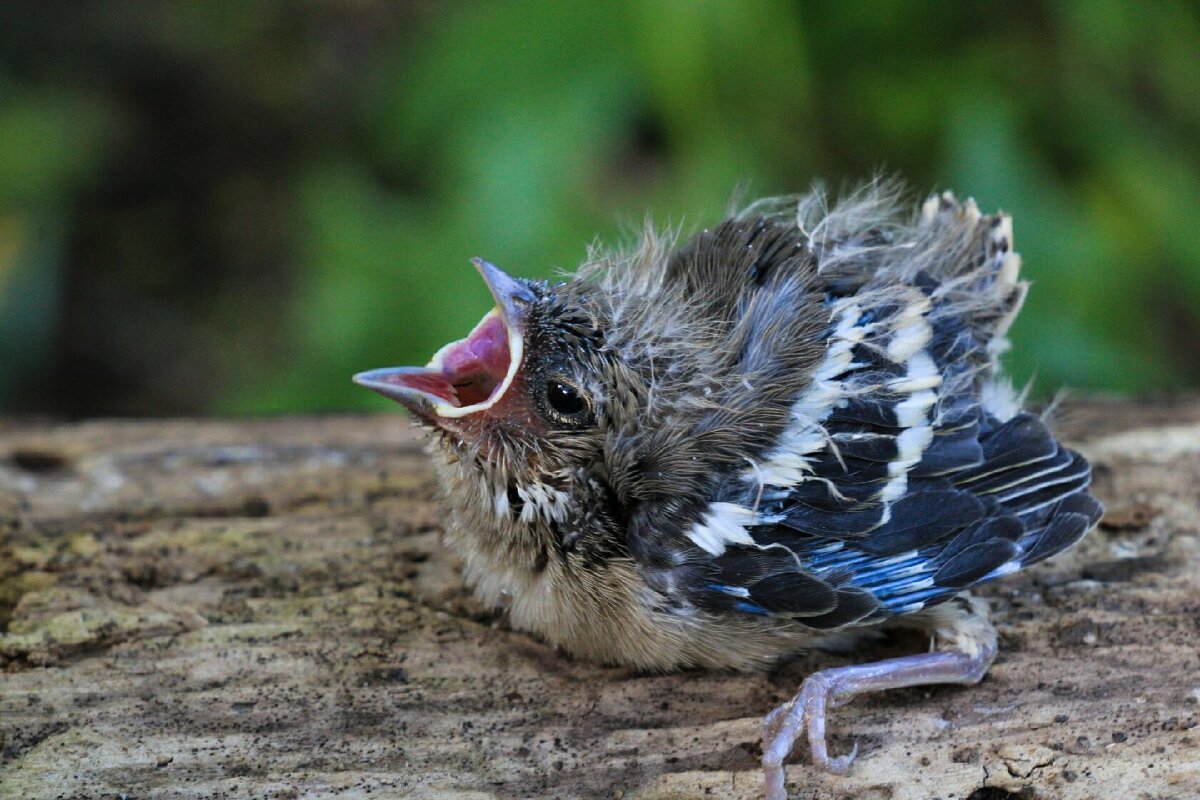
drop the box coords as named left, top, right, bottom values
left=934, top=539, right=1022, bottom=588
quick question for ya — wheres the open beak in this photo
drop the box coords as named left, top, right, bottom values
left=353, top=259, right=533, bottom=419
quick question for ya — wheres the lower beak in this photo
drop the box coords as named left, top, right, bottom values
left=352, top=366, right=455, bottom=412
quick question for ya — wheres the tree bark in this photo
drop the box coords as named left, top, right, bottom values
left=2, top=398, right=1199, bottom=800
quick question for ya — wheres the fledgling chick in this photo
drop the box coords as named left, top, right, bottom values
left=354, top=183, right=1101, bottom=800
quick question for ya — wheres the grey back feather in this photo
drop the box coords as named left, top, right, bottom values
left=565, top=182, right=1025, bottom=517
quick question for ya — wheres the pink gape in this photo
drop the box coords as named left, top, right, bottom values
left=436, top=314, right=510, bottom=407
left=359, top=311, right=511, bottom=409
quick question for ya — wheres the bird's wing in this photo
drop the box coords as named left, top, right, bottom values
left=672, top=197, right=1101, bottom=629
left=691, top=410, right=1100, bottom=628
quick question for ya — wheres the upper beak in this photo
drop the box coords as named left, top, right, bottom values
left=472, top=257, right=536, bottom=325
left=352, top=258, right=530, bottom=419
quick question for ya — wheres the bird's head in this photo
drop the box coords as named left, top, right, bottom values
left=354, top=258, right=627, bottom=499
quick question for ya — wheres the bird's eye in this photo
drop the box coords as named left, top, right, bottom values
left=545, top=379, right=589, bottom=421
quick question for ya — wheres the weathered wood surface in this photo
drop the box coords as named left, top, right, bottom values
left=1, top=398, right=1198, bottom=800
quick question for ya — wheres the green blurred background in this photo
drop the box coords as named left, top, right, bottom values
left=1, top=1, right=1198, bottom=416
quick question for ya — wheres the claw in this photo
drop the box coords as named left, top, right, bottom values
left=820, top=739, right=858, bottom=774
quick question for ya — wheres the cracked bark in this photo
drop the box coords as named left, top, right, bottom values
left=2, top=399, right=1199, bottom=800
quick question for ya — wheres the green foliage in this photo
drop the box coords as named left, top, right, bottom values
left=0, top=0, right=1197, bottom=414
left=0, top=78, right=119, bottom=404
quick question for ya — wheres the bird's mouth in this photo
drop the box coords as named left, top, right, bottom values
left=353, top=259, right=532, bottom=419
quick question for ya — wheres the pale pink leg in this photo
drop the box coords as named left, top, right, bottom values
left=760, top=643, right=996, bottom=800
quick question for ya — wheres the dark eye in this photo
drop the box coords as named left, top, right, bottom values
left=546, top=379, right=588, bottom=418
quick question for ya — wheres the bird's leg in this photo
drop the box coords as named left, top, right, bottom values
left=761, top=597, right=997, bottom=800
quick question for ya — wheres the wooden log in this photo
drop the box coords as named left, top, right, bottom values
left=2, top=399, right=1199, bottom=800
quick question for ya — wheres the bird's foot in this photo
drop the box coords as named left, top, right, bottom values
left=759, top=644, right=996, bottom=800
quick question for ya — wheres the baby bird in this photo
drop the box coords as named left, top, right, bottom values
left=354, top=184, right=1101, bottom=800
